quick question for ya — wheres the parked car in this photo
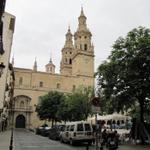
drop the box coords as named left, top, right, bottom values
left=49, top=125, right=65, bottom=140
left=35, top=124, right=50, bottom=136
left=35, top=126, right=45, bottom=135
left=41, top=126, right=51, bottom=137
left=59, top=121, right=94, bottom=145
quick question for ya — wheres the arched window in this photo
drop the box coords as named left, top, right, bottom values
left=84, top=44, right=87, bottom=51
left=56, top=83, right=60, bottom=89
left=39, top=81, right=43, bottom=87
left=69, top=59, right=72, bottom=64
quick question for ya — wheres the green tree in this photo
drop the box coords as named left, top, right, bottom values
left=65, top=86, right=93, bottom=121
left=36, top=91, right=65, bottom=126
left=96, top=27, right=150, bottom=122
left=56, top=97, right=71, bottom=123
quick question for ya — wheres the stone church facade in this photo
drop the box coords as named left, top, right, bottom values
left=13, top=8, right=95, bottom=129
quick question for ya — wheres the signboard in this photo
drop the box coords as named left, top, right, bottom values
left=91, top=97, right=101, bottom=113
left=92, top=105, right=101, bottom=114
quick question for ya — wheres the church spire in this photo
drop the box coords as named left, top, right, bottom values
left=60, top=26, right=74, bottom=75
left=72, top=8, right=94, bottom=77
left=74, top=7, right=92, bottom=52
left=77, top=7, right=87, bottom=31
left=33, top=57, right=37, bottom=71
left=49, top=53, right=52, bottom=63
left=81, top=6, right=85, bottom=17
left=64, top=25, right=73, bottom=48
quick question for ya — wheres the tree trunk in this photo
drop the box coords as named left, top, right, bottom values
left=139, top=100, right=144, bottom=123
left=135, top=99, right=146, bottom=144
left=51, top=119, right=54, bottom=127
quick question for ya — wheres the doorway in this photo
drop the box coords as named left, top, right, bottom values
left=15, top=115, right=26, bottom=128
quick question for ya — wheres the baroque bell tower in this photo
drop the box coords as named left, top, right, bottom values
left=60, top=26, right=74, bottom=75
left=45, top=56, right=55, bottom=74
left=72, top=7, right=94, bottom=77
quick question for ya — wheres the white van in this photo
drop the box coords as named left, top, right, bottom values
left=60, top=121, right=94, bottom=145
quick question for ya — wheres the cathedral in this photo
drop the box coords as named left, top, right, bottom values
left=12, top=8, right=95, bottom=129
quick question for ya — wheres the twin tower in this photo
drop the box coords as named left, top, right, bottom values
left=41, top=8, right=94, bottom=77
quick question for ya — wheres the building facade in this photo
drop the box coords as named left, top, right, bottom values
left=0, top=11, right=15, bottom=131
left=13, top=8, right=95, bottom=129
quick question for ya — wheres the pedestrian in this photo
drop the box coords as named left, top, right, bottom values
left=102, top=129, right=107, bottom=146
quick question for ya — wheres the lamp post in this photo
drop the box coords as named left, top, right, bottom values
left=95, top=113, right=98, bottom=150
left=91, top=97, right=103, bottom=150
left=91, top=97, right=100, bottom=150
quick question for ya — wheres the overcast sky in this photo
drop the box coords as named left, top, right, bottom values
left=6, top=0, right=150, bottom=73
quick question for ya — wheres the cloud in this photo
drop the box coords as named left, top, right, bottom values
left=6, top=0, right=150, bottom=72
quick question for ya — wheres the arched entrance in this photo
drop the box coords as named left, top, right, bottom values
left=15, top=115, right=26, bottom=128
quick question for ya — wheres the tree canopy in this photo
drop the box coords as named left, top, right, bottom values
left=36, top=91, right=65, bottom=126
left=65, top=86, right=93, bottom=121
left=36, top=86, right=94, bottom=124
left=96, top=27, right=150, bottom=122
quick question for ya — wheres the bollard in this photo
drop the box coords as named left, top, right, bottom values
left=9, top=129, right=13, bottom=150
left=9, top=136, right=13, bottom=150
left=86, top=144, right=89, bottom=150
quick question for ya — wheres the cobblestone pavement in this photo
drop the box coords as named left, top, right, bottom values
left=13, top=129, right=93, bottom=150
left=13, top=129, right=150, bottom=150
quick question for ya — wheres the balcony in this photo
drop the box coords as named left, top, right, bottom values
left=12, top=106, right=33, bottom=113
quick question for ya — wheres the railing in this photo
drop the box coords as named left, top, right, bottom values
left=12, top=106, right=33, bottom=112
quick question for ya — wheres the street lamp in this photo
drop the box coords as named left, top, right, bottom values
left=91, top=97, right=100, bottom=150
left=91, top=97, right=103, bottom=150
left=0, top=62, right=5, bottom=77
